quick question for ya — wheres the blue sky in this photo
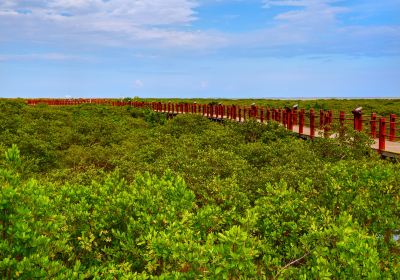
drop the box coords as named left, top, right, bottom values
left=0, top=0, right=399, bottom=98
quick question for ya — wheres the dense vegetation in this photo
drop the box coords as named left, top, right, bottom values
left=0, top=100, right=399, bottom=279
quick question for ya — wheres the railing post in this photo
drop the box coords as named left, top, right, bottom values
left=293, top=109, right=298, bottom=126
left=358, top=111, right=363, bottom=131
left=238, top=108, right=242, bottom=122
left=379, top=118, right=386, bottom=152
left=370, top=113, right=377, bottom=138
left=310, top=109, right=315, bottom=139
left=299, top=109, right=305, bottom=134
left=243, top=107, right=247, bottom=121
left=288, top=110, right=293, bottom=131
left=260, top=108, right=264, bottom=123
left=267, top=108, right=271, bottom=121
left=389, top=114, right=396, bottom=141
left=283, top=110, right=287, bottom=127
left=353, top=111, right=358, bottom=130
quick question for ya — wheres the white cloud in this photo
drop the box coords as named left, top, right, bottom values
left=0, top=0, right=226, bottom=49
left=240, top=0, right=400, bottom=56
left=134, top=79, right=144, bottom=88
left=200, top=80, right=209, bottom=89
left=264, top=0, right=349, bottom=26
left=0, top=0, right=398, bottom=56
left=1, top=0, right=198, bottom=25
left=0, top=53, right=87, bottom=62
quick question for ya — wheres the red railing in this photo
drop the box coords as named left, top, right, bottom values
left=25, top=99, right=399, bottom=155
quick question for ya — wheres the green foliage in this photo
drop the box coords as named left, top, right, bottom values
left=0, top=100, right=398, bottom=278
left=311, top=127, right=377, bottom=161
left=143, top=109, right=167, bottom=126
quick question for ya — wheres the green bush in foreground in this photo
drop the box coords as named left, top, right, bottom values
left=1, top=147, right=399, bottom=279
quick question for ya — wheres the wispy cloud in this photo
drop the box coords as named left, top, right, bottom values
left=0, top=53, right=88, bottom=62
left=0, top=0, right=227, bottom=49
left=237, top=0, right=400, bottom=56
left=0, top=0, right=399, bottom=56
left=134, top=79, right=144, bottom=88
